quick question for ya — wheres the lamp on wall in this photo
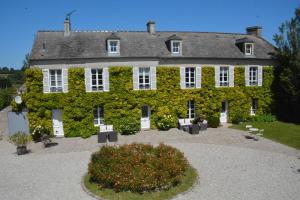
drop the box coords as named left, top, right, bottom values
left=14, top=95, right=22, bottom=105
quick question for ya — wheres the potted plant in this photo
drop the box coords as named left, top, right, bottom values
left=9, top=132, right=32, bottom=155
left=189, top=119, right=200, bottom=134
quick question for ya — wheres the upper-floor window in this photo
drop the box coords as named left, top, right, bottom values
left=108, top=40, right=120, bottom=54
left=185, top=67, right=195, bottom=88
left=91, top=69, right=103, bottom=91
left=187, top=100, right=195, bottom=119
left=94, top=107, right=104, bottom=126
left=249, top=66, right=258, bottom=86
left=245, top=65, right=262, bottom=87
left=251, top=99, right=258, bottom=116
left=133, top=67, right=156, bottom=90
left=219, top=66, right=229, bottom=86
left=245, top=43, right=254, bottom=56
left=50, top=69, right=62, bottom=92
left=171, top=41, right=182, bottom=55
left=85, top=68, right=109, bottom=92
left=139, top=67, right=151, bottom=89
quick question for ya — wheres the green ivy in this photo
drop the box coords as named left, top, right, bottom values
left=21, top=66, right=274, bottom=138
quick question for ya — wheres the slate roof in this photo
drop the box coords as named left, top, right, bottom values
left=30, top=30, right=274, bottom=60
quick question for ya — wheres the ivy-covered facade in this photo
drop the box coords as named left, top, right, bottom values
left=24, top=20, right=275, bottom=137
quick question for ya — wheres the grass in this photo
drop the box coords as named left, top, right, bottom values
left=84, top=165, right=198, bottom=200
left=230, top=121, right=300, bottom=149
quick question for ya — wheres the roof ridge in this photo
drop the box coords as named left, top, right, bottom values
left=37, top=30, right=248, bottom=35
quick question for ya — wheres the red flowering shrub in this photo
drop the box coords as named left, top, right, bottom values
left=88, top=143, right=188, bottom=193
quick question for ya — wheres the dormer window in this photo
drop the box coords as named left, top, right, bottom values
left=106, top=33, right=120, bottom=55
left=245, top=43, right=254, bottom=56
left=167, top=34, right=182, bottom=56
left=108, top=40, right=120, bottom=54
left=171, top=41, right=182, bottom=54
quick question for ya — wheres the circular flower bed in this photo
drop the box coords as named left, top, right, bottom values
left=88, top=143, right=189, bottom=193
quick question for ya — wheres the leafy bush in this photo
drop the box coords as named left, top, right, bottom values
left=88, top=143, right=188, bottom=193
left=156, top=114, right=177, bottom=130
left=232, top=111, right=244, bottom=124
left=119, top=118, right=140, bottom=135
left=0, top=90, right=12, bottom=110
left=31, top=125, right=50, bottom=141
left=208, top=116, right=220, bottom=128
left=251, top=114, right=277, bottom=122
left=9, top=132, right=32, bottom=147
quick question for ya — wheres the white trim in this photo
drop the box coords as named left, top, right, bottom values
left=171, top=40, right=182, bottom=56
left=244, top=43, right=254, bottom=56
left=107, top=39, right=120, bottom=55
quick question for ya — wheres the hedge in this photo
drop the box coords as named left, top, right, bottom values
left=20, top=66, right=274, bottom=137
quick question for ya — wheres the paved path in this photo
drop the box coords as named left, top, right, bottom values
left=0, top=128, right=299, bottom=200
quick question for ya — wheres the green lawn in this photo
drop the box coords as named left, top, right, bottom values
left=230, top=121, right=300, bottom=149
left=84, top=166, right=198, bottom=200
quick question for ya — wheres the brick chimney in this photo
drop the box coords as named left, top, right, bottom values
left=64, top=18, right=71, bottom=36
left=147, top=20, right=155, bottom=34
left=246, top=26, right=262, bottom=37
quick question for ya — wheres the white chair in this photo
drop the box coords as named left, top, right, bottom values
left=99, top=125, right=114, bottom=133
left=245, top=125, right=252, bottom=129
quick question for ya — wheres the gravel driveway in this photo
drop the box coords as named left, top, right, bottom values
left=0, top=128, right=299, bottom=200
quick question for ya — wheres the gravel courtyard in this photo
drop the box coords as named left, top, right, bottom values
left=0, top=127, right=300, bottom=200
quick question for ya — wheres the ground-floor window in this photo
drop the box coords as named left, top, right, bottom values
left=251, top=99, right=258, bottom=116
left=94, top=107, right=104, bottom=126
left=187, top=100, right=195, bottom=119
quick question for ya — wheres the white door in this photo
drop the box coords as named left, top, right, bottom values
left=220, top=101, right=228, bottom=123
left=141, top=105, right=150, bottom=129
left=52, top=109, right=64, bottom=137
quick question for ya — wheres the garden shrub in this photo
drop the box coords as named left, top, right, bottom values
left=251, top=114, right=277, bottom=122
left=232, top=111, right=245, bottom=124
left=208, top=116, right=220, bottom=128
left=88, top=143, right=188, bottom=193
left=119, top=118, right=140, bottom=135
left=0, top=90, right=12, bottom=110
left=156, top=106, right=177, bottom=130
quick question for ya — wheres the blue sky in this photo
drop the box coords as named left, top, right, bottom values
left=0, top=0, right=299, bottom=69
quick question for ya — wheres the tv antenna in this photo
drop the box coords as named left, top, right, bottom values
left=65, top=10, right=76, bottom=20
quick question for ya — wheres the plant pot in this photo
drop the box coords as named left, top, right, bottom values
left=98, top=132, right=107, bottom=143
left=108, top=131, right=118, bottom=142
left=17, top=146, right=27, bottom=155
left=189, top=124, right=200, bottom=134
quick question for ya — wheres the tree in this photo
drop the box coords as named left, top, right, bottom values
left=21, top=53, right=30, bottom=71
left=273, top=6, right=300, bottom=122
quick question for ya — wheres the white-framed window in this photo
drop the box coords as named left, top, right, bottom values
left=50, top=69, right=63, bottom=92
left=108, top=40, right=120, bottom=54
left=94, top=107, right=104, bottom=126
left=185, top=67, right=195, bottom=88
left=138, top=67, right=151, bottom=89
left=219, top=66, right=229, bottom=86
left=171, top=41, right=182, bottom=55
left=91, top=69, right=103, bottom=91
left=245, top=43, right=254, bottom=56
left=187, top=100, right=195, bottom=119
left=251, top=99, right=258, bottom=116
left=249, top=66, right=258, bottom=86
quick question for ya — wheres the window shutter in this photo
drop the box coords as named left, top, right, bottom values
left=258, top=66, right=263, bottom=86
left=229, top=66, right=234, bottom=87
left=42, top=69, right=50, bottom=93
left=180, top=66, right=185, bottom=89
left=196, top=66, right=201, bottom=88
left=84, top=68, right=91, bottom=92
left=62, top=68, right=68, bottom=93
left=245, top=66, right=250, bottom=86
left=133, top=67, right=139, bottom=90
left=215, top=66, right=220, bottom=87
left=150, top=67, right=156, bottom=90
left=103, top=67, right=109, bottom=91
